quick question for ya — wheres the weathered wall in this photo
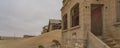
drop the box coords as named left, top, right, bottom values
left=87, top=32, right=110, bottom=48
left=61, top=0, right=120, bottom=48
left=61, top=0, right=87, bottom=48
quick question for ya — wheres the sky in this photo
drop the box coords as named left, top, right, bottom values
left=0, top=0, right=62, bottom=37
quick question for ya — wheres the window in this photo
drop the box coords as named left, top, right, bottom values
left=63, top=14, right=67, bottom=30
left=117, top=0, right=120, bottom=22
left=71, top=3, right=79, bottom=27
left=52, top=23, right=61, bottom=30
left=57, top=23, right=61, bottom=29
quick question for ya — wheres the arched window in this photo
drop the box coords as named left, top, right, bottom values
left=71, top=3, right=79, bottom=27
left=117, top=0, right=120, bottom=22
left=63, top=14, right=68, bottom=30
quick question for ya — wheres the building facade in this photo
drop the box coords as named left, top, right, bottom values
left=42, top=25, right=49, bottom=34
left=48, top=19, right=62, bottom=32
left=61, top=0, right=120, bottom=48
left=42, top=19, right=62, bottom=34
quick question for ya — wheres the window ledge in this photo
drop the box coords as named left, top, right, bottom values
left=70, top=25, right=80, bottom=30
left=62, top=29, right=68, bottom=32
left=114, top=22, right=120, bottom=27
left=62, top=25, right=80, bottom=32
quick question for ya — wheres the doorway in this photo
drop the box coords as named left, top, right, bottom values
left=91, top=4, right=103, bottom=36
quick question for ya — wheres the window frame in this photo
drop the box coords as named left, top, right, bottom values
left=63, top=14, right=68, bottom=30
left=117, top=0, right=120, bottom=22
left=70, top=3, right=80, bottom=27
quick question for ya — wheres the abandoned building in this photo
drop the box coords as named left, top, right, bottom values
left=42, top=25, right=49, bottom=34
left=42, top=19, right=62, bottom=34
left=61, top=0, right=120, bottom=48
left=48, top=19, right=62, bottom=32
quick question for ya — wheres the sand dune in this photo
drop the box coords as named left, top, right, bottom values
left=0, top=30, right=61, bottom=48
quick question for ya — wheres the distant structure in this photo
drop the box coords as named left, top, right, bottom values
left=61, top=0, right=120, bottom=48
left=23, top=35, right=35, bottom=38
left=41, top=25, right=49, bottom=34
left=0, top=36, right=21, bottom=40
left=0, top=36, right=1, bottom=40
left=42, top=19, right=62, bottom=34
left=48, top=19, right=62, bottom=32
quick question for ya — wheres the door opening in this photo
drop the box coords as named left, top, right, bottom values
left=91, top=4, right=103, bottom=36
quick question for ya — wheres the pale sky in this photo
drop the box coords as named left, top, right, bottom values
left=0, top=0, right=62, bottom=37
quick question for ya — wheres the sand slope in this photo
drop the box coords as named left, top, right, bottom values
left=0, top=30, right=61, bottom=48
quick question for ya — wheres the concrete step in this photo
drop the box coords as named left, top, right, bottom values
left=102, top=37, right=120, bottom=48
left=107, top=41, right=117, bottom=46
left=104, top=38, right=113, bottom=42
left=112, top=44, right=120, bottom=48
left=100, top=36, right=120, bottom=48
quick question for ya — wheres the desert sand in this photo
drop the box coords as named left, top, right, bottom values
left=0, top=30, right=61, bottom=48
